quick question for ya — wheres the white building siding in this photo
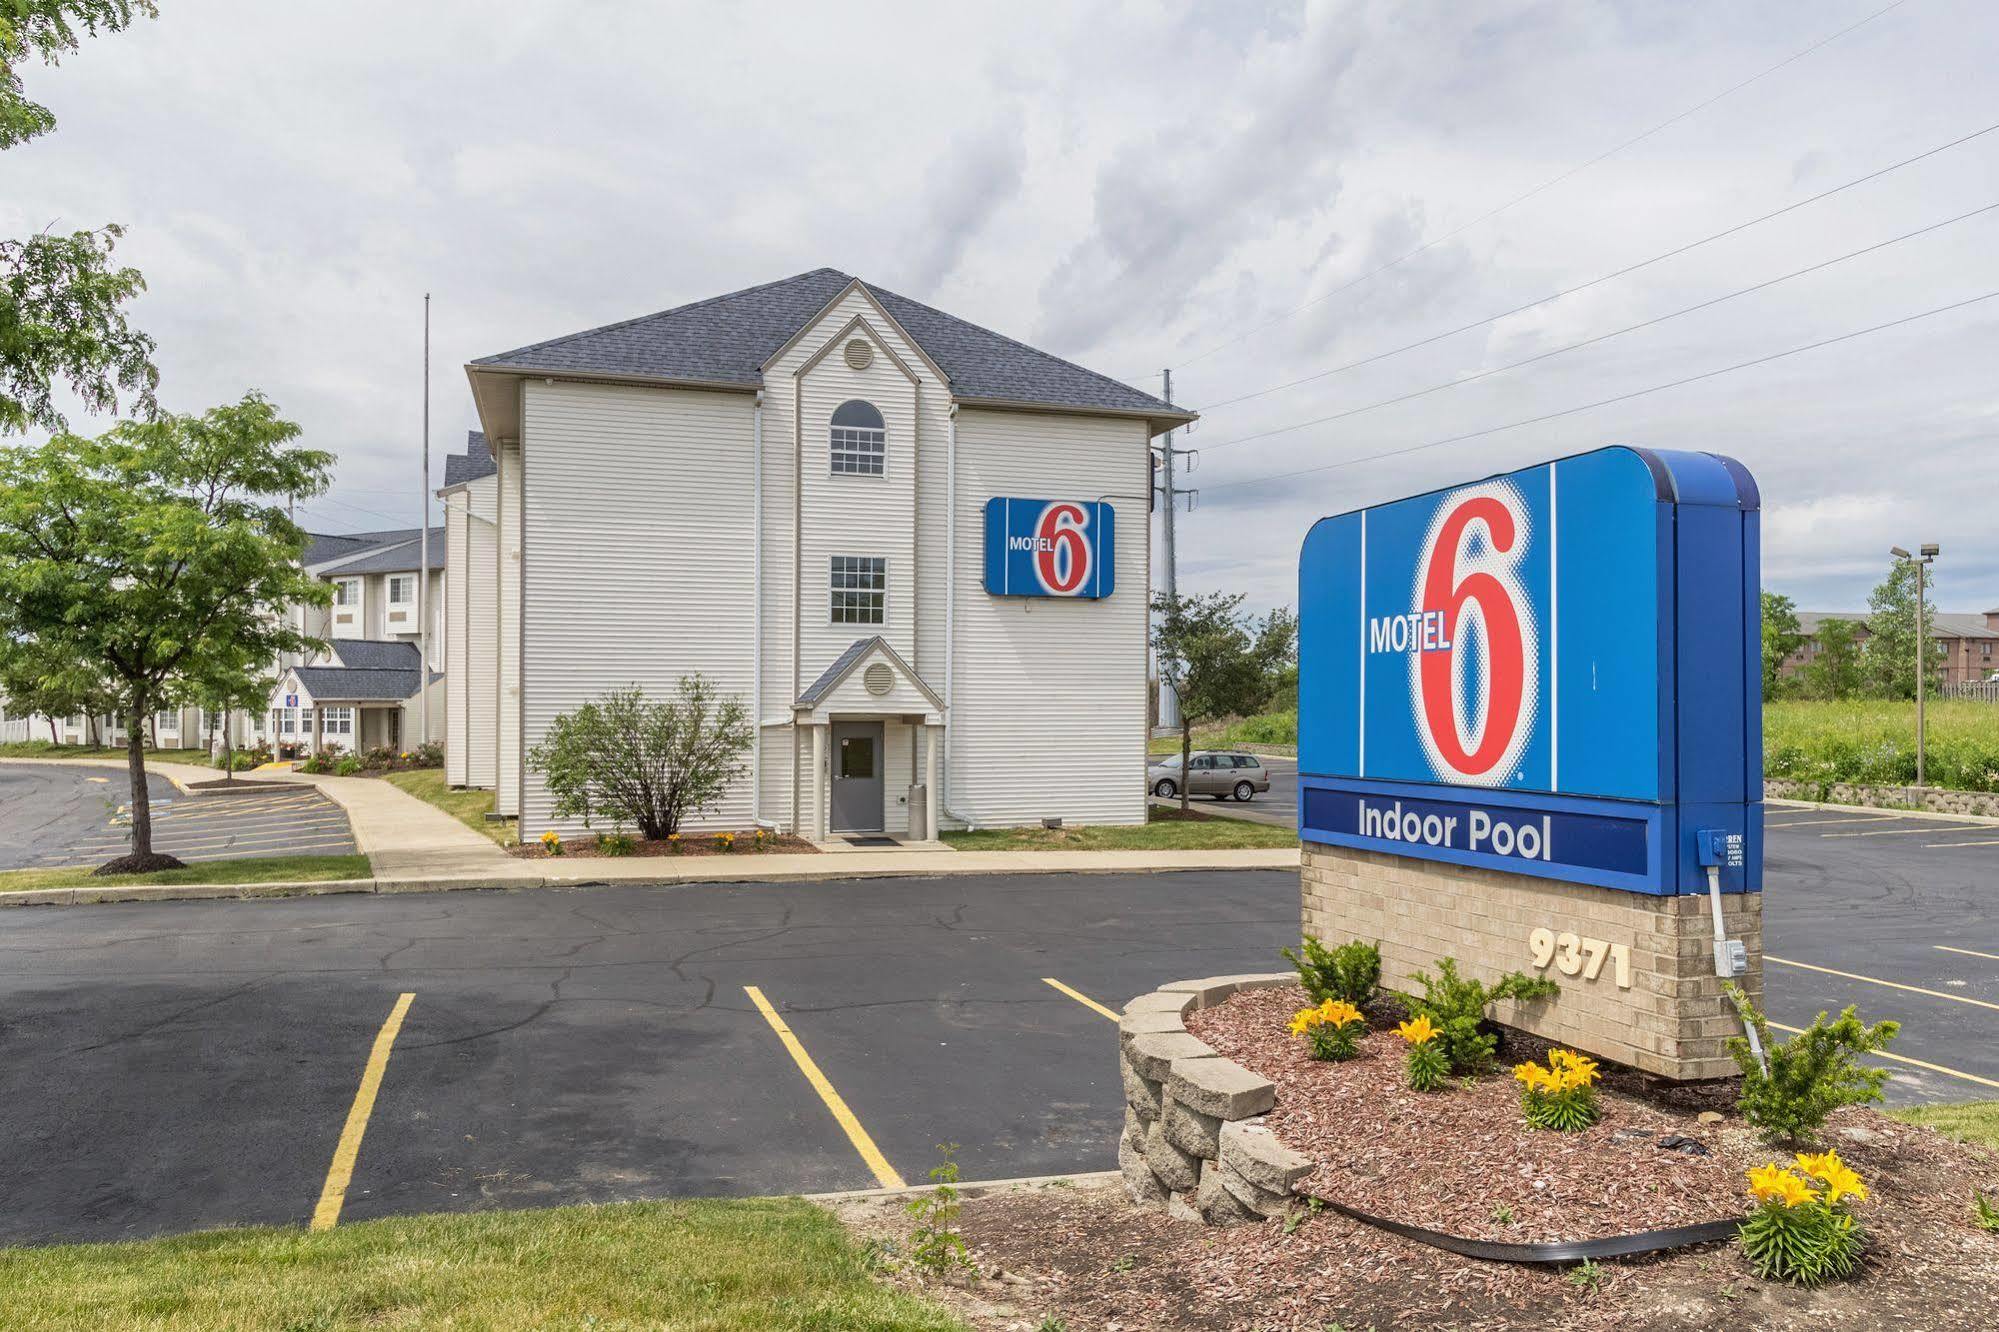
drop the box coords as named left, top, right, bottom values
left=445, top=495, right=470, bottom=785
left=946, top=408, right=1149, bottom=827
left=497, top=435, right=523, bottom=816
left=519, top=380, right=758, bottom=836
left=464, top=476, right=499, bottom=788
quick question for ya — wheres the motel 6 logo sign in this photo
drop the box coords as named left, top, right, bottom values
left=982, top=497, right=1117, bottom=600
left=1372, top=480, right=1538, bottom=787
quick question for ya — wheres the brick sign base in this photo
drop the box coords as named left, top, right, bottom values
left=1302, top=842, right=1762, bottom=1082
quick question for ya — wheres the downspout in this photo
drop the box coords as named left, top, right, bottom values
left=941, top=401, right=974, bottom=829
left=752, top=390, right=777, bottom=831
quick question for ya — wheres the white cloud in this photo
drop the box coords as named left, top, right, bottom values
left=3, top=0, right=1993, bottom=611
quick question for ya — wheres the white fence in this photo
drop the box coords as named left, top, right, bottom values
left=1941, top=681, right=1999, bottom=702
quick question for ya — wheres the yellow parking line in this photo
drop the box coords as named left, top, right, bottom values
left=1820, top=827, right=1948, bottom=839
left=1765, top=955, right=1999, bottom=1013
left=1924, top=839, right=1999, bottom=849
left=1043, top=977, right=1119, bottom=1021
left=1769, top=1021, right=1999, bottom=1091
left=1937, top=945, right=1999, bottom=963
left=744, top=985, right=904, bottom=1189
left=310, top=992, right=415, bottom=1231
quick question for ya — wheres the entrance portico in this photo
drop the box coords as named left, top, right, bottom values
left=794, top=637, right=943, bottom=844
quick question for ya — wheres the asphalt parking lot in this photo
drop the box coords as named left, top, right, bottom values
left=1, top=838, right=1994, bottom=1246
left=0, top=763, right=355, bottom=870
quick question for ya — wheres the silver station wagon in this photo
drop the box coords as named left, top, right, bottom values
left=1149, top=751, right=1271, bottom=802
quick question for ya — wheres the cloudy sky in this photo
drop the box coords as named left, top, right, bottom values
left=6, top=0, right=1995, bottom=615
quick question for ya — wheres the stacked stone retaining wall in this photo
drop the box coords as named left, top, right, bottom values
left=1765, top=778, right=1999, bottom=819
left=1118, top=973, right=1316, bottom=1225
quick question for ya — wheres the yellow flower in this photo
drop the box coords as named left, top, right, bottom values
left=1318, top=999, right=1364, bottom=1028
left=539, top=830, right=559, bottom=846
left=1746, top=1164, right=1815, bottom=1208
left=1288, top=1009, right=1320, bottom=1037
left=1795, top=1152, right=1868, bottom=1205
left=1395, top=1015, right=1439, bottom=1046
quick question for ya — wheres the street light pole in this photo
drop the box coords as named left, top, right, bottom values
left=1890, top=543, right=1940, bottom=788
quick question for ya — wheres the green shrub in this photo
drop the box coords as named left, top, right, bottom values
left=1726, top=984, right=1899, bottom=1146
left=334, top=757, right=361, bottom=776
left=1282, top=937, right=1381, bottom=1007
left=528, top=678, right=752, bottom=839
left=596, top=832, right=636, bottom=857
left=1405, top=957, right=1559, bottom=1075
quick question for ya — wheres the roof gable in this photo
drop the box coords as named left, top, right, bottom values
left=470, top=268, right=1186, bottom=425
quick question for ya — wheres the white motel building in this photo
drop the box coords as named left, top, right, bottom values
left=442, top=269, right=1191, bottom=843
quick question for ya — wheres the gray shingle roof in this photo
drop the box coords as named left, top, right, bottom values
left=328, top=640, right=421, bottom=671
left=1798, top=611, right=1999, bottom=640
left=293, top=665, right=422, bottom=702
left=315, top=528, right=446, bottom=575
left=472, top=268, right=1184, bottom=421
left=797, top=638, right=881, bottom=708
left=443, top=430, right=495, bottom=487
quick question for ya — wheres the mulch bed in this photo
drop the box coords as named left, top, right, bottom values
left=511, top=833, right=817, bottom=859
left=829, top=981, right=1999, bottom=1329
left=835, top=1113, right=1999, bottom=1331
left=1186, top=983, right=1757, bottom=1244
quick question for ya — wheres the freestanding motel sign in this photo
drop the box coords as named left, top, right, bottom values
left=1297, top=446, right=1764, bottom=1081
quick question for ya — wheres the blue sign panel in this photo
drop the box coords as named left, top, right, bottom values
left=983, top=498, right=1116, bottom=599
left=1298, top=446, right=1761, bottom=896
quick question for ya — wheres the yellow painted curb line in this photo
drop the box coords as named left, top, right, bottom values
left=745, top=985, right=904, bottom=1189
left=311, top=992, right=415, bottom=1230
left=1043, top=977, right=1119, bottom=1021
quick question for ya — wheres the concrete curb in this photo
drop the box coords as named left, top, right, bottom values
left=1766, top=796, right=1999, bottom=828
left=804, top=1169, right=1120, bottom=1205
left=0, top=856, right=1298, bottom=908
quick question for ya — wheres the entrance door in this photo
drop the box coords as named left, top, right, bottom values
left=830, top=721, right=885, bottom=833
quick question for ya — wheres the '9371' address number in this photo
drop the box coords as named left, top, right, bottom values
left=1528, top=927, right=1632, bottom=989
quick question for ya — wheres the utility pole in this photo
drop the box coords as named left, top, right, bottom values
left=419, top=293, right=432, bottom=750
left=1156, top=367, right=1180, bottom=729
left=1891, top=542, right=1939, bottom=787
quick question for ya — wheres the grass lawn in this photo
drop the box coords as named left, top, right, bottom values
left=1764, top=699, right=1999, bottom=793
left=0, top=1197, right=963, bottom=1332
left=383, top=768, right=513, bottom=845
left=1146, top=710, right=1298, bottom=754
left=0, top=742, right=212, bottom=766
left=943, top=804, right=1296, bottom=850
left=1888, top=1099, right=1999, bottom=1151
left=0, top=854, right=371, bottom=894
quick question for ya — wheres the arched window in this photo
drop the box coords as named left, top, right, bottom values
left=830, top=400, right=885, bottom=476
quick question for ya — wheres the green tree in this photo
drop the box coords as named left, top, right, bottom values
left=0, top=395, right=333, bottom=871
left=1760, top=591, right=1804, bottom=698
left=1802, top=617, right=1865, bottom=701
left=1251, top=605, right=1298, bottom=711
left=1149, top=590, right=1263, bottom=814
left=185, top=640, right=278, bottom=782
left=1863, top=558, right=1940, bottom=700
left=528, top=678, right=753, bottom=840
left=0, top=642, right=115, bottom=743
left=2, top=2, right=160, bottom=434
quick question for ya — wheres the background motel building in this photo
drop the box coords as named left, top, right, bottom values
left=444, top=268, right=1190, bottom=842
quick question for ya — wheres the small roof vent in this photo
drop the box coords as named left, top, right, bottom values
left=864, top=662, right=894, bottom=696
left=844, top=338, right=874, bottom=370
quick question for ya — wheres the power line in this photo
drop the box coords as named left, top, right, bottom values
left=1162, top=0, right=1912, bottom=373
left=1201, top=289, right=1998, bottom=494
left=1191, top=118, right=1999, bottom=415
left=1193, top=200, right=1999, bottom=453
left=299, top=494, right=417, bottom=528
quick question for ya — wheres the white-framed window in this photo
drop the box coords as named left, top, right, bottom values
left=322, top=707, right=354, bottom=737
left=829, top=400, right=885, bottom=476
left=831, top=556, right=886, bottom=625
left=154, top=711, right=178, bottom=736
left=333, top=577, right=360, bottom=607
left=387, top=574, right=415, bottom=606
left=276, top=707, right=300, bottom=736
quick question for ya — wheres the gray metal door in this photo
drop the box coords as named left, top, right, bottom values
left=830, top=721, right=885, bottom=833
